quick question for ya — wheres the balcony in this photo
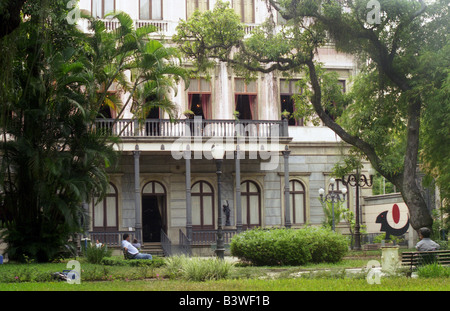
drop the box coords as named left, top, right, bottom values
left=77, top=18, right=176, bottom=35
left=94, top=118, right=290, bottom=139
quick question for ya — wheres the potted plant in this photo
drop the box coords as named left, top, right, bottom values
left=281, top=110, right=291, bottom=120
left=183, top=109, right=194, bottom=119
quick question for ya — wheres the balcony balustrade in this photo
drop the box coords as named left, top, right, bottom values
left=94, top=118, right=289, bottom=138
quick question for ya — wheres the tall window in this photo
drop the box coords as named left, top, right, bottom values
left=93, top=183, right=118, bottom=231
left=235, top=78, right=257, bottom=120
left=280, top=79, right=303, bottom=126
left=192, top=181, right=215, bottom=229
left=186, top=0, right=209, bottom=19
left=188, top=78, right=211, bottom=119
left=140, top=0, right=163, bottom=20
left=92, top=0, right=115, bottom=18
left=232, top=0, right=255, bottom=23
left=241, top=181, right=261, bottom=228
left=289, top=180, right=306, bottom=224
left=338, top=80, right=346, bottom=93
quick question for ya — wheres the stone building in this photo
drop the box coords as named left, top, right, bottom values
left=77, top=0, right=374, bottom=255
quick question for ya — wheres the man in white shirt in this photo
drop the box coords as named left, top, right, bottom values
left=122, top=234, right=152, bottom=260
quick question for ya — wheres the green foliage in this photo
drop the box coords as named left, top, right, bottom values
left=373, top=233, right=404, bottom=245
left=0, top=3, right=186, bottom=262
left=175, top=0, right=449, bottom=229
left=101, top=256, right=165, bottom=268
left=417, top=263, right=450, bottom=278
left=320, top=199, right=349, bottom=231
left=83, top=244, right=112, bottom=264
left=230, top=227, right=348, bottom=266
left=173, top=0, right=245, bottom=75
left=164, top=255, right=234, bottom=281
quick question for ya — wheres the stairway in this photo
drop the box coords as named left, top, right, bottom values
left=141, top=242, right=165, bottom=257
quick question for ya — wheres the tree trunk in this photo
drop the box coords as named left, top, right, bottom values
left=306, top=58, right=433, bottom=231
left=396, top=97, right=433, bottom=230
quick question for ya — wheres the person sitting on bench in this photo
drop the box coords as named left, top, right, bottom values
left=122, top=233, right=152, bottom=260
left=415, top=227, right=440, bottom=252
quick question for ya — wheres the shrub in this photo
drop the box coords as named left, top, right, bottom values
left=417, top=263, right=450, bottom=278
left=101, top=256, right=165, bottom=268
left=83, top=243, right=112, bottom=264
left=164, top=255, right=234, bottom=281
left=230, top=227, right=348, bottom=266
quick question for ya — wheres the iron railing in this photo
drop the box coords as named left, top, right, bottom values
left=191, top=229, right=238, bottom=246
left=179, top=229, right=192, bottom=256
left=84, top=231, right=136, bottom=248
left=160, top=229, right=172, bottom=257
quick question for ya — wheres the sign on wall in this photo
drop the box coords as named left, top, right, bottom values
left=375, top=204, right=410, bottom=239
left=365, top=202, right=410, bottom=238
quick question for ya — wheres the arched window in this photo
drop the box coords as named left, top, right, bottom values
left=289, top=180, right=306, bottom=224
left=241, top=180, right=261, bottom=228
left=192, top=181, right=215, bottom=229
left=93, top=183, right=118, bottom=232
left=142, top=181, right=166, bottom=195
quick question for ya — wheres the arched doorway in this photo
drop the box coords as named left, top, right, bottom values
left=142, top=181, right=167, bottom=242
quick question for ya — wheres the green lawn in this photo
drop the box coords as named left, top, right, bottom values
left=1, top=276, right=449, bottom=291
left=0, top=250, right=449, bottom=292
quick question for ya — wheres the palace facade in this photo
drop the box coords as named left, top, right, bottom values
left=77, top=0, right=375, bottom=255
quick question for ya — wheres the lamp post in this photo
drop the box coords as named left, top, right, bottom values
left=212, top=144, right=225, bottom=260
left=319, top=178, right=347, bottom=232
left=341, top=169, right=373, bottom=250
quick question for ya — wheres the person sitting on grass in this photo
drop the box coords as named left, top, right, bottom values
left=122, top=233, right=152, bottom=260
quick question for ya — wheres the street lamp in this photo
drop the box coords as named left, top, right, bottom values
left=319, top=178, right=347, bottom=232
left=341, top=169, right=374, bottom=250
left=212, top=144, right=225, bottom=260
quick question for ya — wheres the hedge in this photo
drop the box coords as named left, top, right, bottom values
left=230, top=227, right=349, bottom=266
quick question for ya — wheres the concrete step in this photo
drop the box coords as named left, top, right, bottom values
left=141, top=242, right=165, bottom=257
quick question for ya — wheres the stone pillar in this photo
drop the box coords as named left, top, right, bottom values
left=282, top=146, right=291, bottom=228
left=185, top=145, right=192, bottom=241
left=235, top=145, right=242, bottom=233
left=133, top=145, right=142, bottom=242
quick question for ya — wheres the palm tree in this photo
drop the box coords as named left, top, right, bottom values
left=0, top=6, right=187, bottom=262
left=84, top=12, right=188, bottom=134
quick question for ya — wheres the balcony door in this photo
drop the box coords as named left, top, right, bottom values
left=188, top=78, right=211, bottom=119
left=235, top=78, right=257, bottom=120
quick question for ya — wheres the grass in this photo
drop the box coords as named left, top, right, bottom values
left=1, top=276, right=449, bottom=291
left=0, top=249, right=449, bottom=292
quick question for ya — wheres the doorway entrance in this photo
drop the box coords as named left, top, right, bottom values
left=142, top=181, right=167, bottom=243
left=142, top=196, right=164, bottom=242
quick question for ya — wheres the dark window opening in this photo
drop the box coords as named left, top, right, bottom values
left=235, top=95, right=253, bottom=120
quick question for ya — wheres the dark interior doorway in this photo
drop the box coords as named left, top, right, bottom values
left=235, top=95, right=253, bottom=120
left=142, top=196, right=164, bottom=242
